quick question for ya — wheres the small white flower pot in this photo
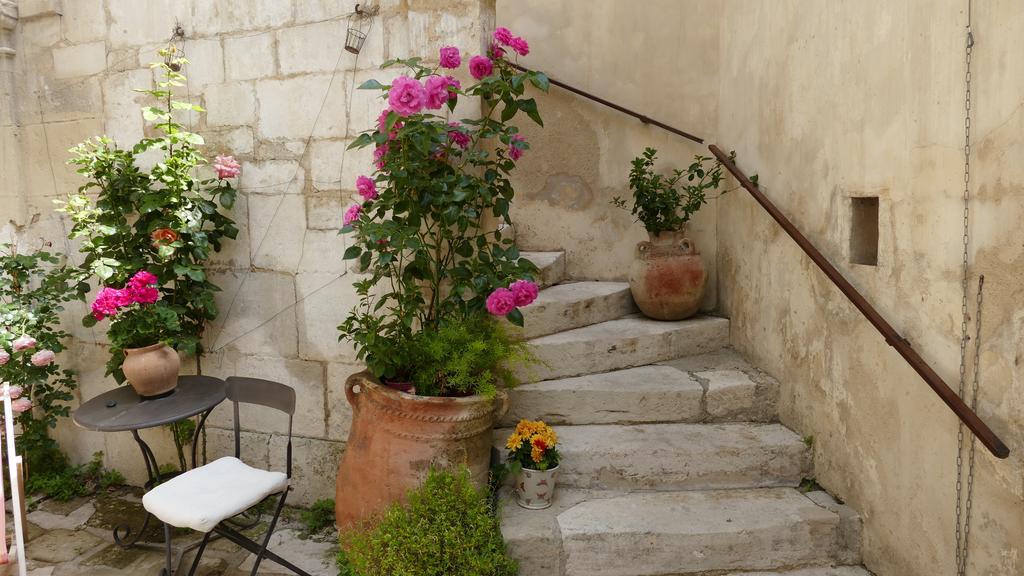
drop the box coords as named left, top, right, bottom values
left=514, top=465, right=559, bottom=510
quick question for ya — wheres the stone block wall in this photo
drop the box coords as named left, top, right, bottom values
left=2, top=0, right=495, bottom=505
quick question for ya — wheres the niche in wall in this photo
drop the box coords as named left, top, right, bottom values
left=849, top=196, right=879, bottom=266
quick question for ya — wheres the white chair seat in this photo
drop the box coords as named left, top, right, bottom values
left=142, top=457, right=288, bottom=533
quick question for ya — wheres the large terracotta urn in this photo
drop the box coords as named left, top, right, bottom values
left=629, top=230, right=707, bottom=321
left=122, top=342, right=180, bottom=398
left=335, top=371, right=509, bottom=528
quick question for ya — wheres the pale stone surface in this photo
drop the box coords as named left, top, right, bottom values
left=727, top=569, right=874, bottom=576
left=496, top=422, right=810, bottom=491
left=502, top=365, right=704, bottom=426
left=247, top=193, right=306, bottom=271
left=101, top=68, right=149, bottom=144
left=325, top=361, right=359, bottom=439
left=105, top=0, right=191, bottom=48
left=223, top=32, right=276, bottom=81
left=256, top=74, right=347, bottom=139
left=557, top=489, right=842, bottom=576
left=204, top=125, right=255, bottom=157
left=26, top=529, right=102, bottom=563
left=806, top=490, right=864, bottom=566
left=18, top=0, right=62, bottom=18
left=268, top=436, right=344, bottom=506
left=205, top=270, right=299, bottom=358
left=295, top=271, right=359, bottom=363
left=521, top=250, right=565, bottom=287
left=524, top=315, right=730, bottom=381
left=203, top=81, right=256, bottom=127
left=182, top=38, right=224, bottom=89
left=27, top=502, right=95, bottom=530
left=239, top=160, right=304, bottom=194
left=515, top=281, right=637, bottom=339
left=237, top=528, right=337, bottom=575
left=194, top=0, right=294, bottom=36
left=305, top=193, right=344, bottom=230
left=61, top=0, right=105, bottom=43
left=52, top=40, right=105, bottom=78
left=700, top=368, right=777, bottom=422
left=277, top=20, right=347, bottom=75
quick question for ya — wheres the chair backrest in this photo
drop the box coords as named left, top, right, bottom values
left=224, top=377, right=296, bottom=477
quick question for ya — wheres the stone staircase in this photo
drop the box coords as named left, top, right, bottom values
left=499, top=251, right=871, bottom=576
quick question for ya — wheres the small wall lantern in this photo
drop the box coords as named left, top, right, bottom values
left=346, top=3, right=379, bottom=54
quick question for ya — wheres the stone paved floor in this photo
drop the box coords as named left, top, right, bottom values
left=1, top=487, right=339, bottom=576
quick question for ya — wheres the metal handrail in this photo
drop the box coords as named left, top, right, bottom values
left=508, top=63, right=703, bottom=144
left=709, top=145, right=1009, bottom=459
left=517, top=61, right=1008, bottom=458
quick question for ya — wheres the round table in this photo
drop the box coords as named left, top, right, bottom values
left=73, top=375, right=226, bottom=550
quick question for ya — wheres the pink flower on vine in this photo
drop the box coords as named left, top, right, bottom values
left=126, top=270, right=160, bottom=305
left=91, top=287, right=123, bottom=320
left=344, top=204, right=362, bottom=226
left=508, top=36, right=530, bottom=56
left=469, top=55, right=494, bottom=80
left=439, top=46, right=461, bottom=69
left=444, top=76, right=461, bottom=101
left=11, top=397, right=31, bottom=414
left=213, top=155, right=240, bottom=179
left=388, top=76, right=427, bottom=116
left=11, top=335, right=36, bottom=353
left=6, top=386, right=22, bottom=399
left=488, top=43, right=506, bottom=60
left=486, top=288, right=516, bottom=316
left=508, top=134, right=527, bottom=161
left=374, top=143, right=389, bottom=170
left=30, top=349, right=56, bottom=367
left=509, top=280, right=539, bottom=307
left=494, top=27, right=515, bottom=45
left=356, top=176, right=378, bottom=201
left=0, top=350, right=9, bottom=365
left=424, top=75, right=452, bottom=110
left=447, top=123, right=470, bottom=149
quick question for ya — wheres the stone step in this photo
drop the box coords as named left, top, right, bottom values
left=520, top=315, right=729, bottom=382
left=556, top=489, right=850, bottom=576
left=725, top=568, right=874, bottom=576
left=522, top=250, right=566, bottom=288
left=501, top=488, right=859, bottom=576
left=502, top=362, right=779, bottom=426
left=495, top=422, right=809, bottom=491
left=516, top=281, right=637, bottom=340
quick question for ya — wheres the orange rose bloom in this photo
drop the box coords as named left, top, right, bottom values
left=151, top=228, right=179, bottom=247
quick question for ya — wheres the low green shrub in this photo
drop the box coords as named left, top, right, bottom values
left=338, top=468, right=517, bottom=576
left=26, top=452, right=125, bottom=501
left=300, top=498, right=336, bottom=537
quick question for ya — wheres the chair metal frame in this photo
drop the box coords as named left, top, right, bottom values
left=162, top=377, right=312, bottom=576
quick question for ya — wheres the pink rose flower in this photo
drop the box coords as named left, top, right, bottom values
left=344, top=204, right=362, bottom=226
left=0, top=350, right=9, bottom=365
left=7, top=386, right=23, bottom=399
left=469, top=55, right=494, bottom=80
left=444, top=76, right=461, bottom=101
left=213, top=155, right=240, bottom=179
left=424, top=75, right=452, bottom=110
left=439, top=46, right=461, bottom=69
left=387, top=76, right=427, bottom=116
left=508, top=133, right=526, bottom=161
left=11, top=397, right=31, bottom=414
left=447, top=123, right=470, bottom=149
left=91, top=287, right=125, bottom=320
left=356, top=176, right=378, bottom=201
left=129, top=270, right=158, bottom=288
left=12, top=335, right=37, bottom=353
left=508, top=36, right=530, bottom=56
left=509, top=280, right=539, bottom=307
left=30, top=349, right=56, bottom=367
left=493, top=27, right=514, bottom=45
left=374, top=143, right=389, bottom=170
left=488, top=42, right=506, bottom=60
left=486, top=288, right=516, bottom=316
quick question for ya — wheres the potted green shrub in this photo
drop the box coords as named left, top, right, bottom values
left=61, top=45, right=239, bottom=383
left=612, top=147, right=726, bottom=320
left=338, top=468, right=517, bottom=576
left=334, top=28, right=548, bottom=527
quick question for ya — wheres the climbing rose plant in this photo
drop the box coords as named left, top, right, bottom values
left=0, top=245, right=88, bottom=475
left=60, top=45, right=239, bottom=382
left=339, top=28, right=547, bottom=382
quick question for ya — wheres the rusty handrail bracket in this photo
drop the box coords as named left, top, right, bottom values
left=709, top=144, right=1009, bottom=459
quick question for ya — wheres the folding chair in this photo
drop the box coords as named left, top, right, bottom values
left=142, top=377, right=312, bottom=576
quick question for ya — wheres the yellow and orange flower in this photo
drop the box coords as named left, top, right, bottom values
left=506, top=419, right=558, bottom=464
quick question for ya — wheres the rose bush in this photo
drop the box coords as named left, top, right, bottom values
left=338, top=28, right=549, bottom=391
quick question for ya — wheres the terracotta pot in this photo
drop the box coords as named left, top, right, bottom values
left=514, top=465, right=559, bottom=510
left=122, top=343, right=180, bottom=398
left=335, top=371, right=509, bottom=528
left=629, top=230, right=707, bottom=321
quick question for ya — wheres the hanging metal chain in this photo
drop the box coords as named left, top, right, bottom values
left=954, top=1, right=979, bottom=574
